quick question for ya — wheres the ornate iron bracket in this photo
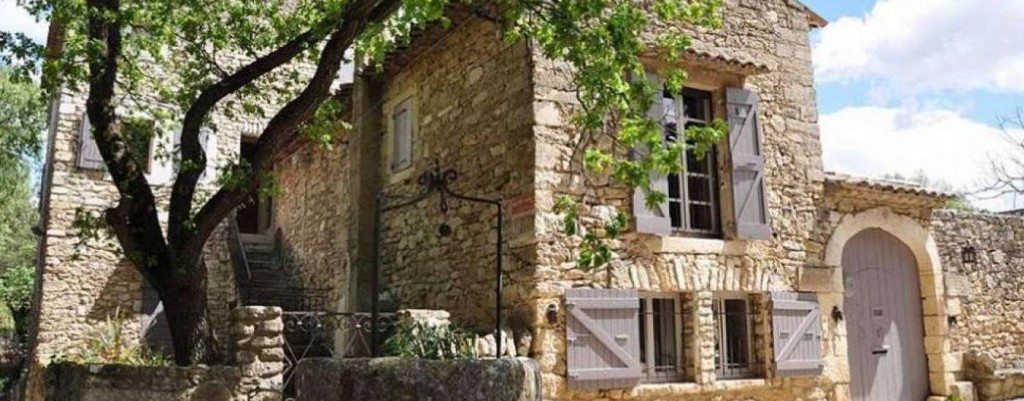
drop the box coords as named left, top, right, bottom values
left=371, top=160, right=505, bottom=357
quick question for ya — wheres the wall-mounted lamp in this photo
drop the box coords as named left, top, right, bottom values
left=961, top=246, right=978, bottom=264
left=546, top=304, right=559, bottom=325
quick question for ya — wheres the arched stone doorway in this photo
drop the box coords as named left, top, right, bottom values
left=842, top=228, right=929, bottom=401
left=824, top=207, right=952, bottom=398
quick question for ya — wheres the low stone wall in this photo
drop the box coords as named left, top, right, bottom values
left=44, top=364, right=239, bottom=401
left=294, top=357, right=542, bottom=401
left=43, top=306, right=285, bottom=401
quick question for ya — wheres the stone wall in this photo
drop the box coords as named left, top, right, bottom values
left=294, top=357, right=542, bottom=401
left=42, top=306, right=284, bottom=401
left=372, top=15, right=537, bottom=332
left=273, top=142, right=351, bottom=312
left=931, top=210, right=1024, bottom=400
left=28, top=88, right=252, bottom=399
left=528, top=0, right=832, bottom=399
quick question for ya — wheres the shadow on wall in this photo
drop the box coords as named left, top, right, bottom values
left=86, top=260, right=143, bottom=324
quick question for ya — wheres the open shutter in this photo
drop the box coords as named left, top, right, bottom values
left=391, top=98, right=412, bottom=172
left=566, top=288, right=642, bottom=390
left=632, top=72, right=672, bottom=235
left=141, top=284, right=174, bottom=357
left=173, top=128, right=216, bottom=181
left=727, top=87, right=771, bottom=239
left=199, top=128, right=215, bottom=181
left=77, top=113, right=105, bottom=169
left=771, top=292, right=824, bottom=377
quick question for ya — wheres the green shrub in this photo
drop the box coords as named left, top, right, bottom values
left=0, top=266, right=33, bottom=312
left=383, top=321, right=476, bottom=360
left=58, top=308, right=169, bottom=367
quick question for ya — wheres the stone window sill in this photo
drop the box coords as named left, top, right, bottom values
left=632, top=379, right=769, bottom=396
left=644, top=235, right=749, bottom=255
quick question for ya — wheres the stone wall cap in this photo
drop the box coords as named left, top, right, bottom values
left=825, top=172, right=957, bottom=203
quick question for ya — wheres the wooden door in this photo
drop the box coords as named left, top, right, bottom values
left=843, top=229, right=929, bottom=401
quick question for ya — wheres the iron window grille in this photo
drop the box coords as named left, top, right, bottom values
left=638, top=292, right=686, bottom=383
left=661, top=88, right=721, bottom=237
left=713, top=294, right=756, bottom=380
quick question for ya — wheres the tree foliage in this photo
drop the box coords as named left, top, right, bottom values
left=2, top=0, right=724, bottom=364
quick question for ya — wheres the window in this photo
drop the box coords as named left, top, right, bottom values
left=638, top=293, right=685, bottom=382
left=661, top=88, right=720, bottom=236
left=391, top=98, right=413, bottom=172
left=713, top=294, right=755, bottom=379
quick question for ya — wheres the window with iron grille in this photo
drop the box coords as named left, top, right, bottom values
left=713, top=294, right=756, bottom=380
left=661, top=88, right=720, bottom=236
left=638, top=293, right=686, bottom=383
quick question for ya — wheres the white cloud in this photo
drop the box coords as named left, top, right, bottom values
left=820, top=106, right=1023, bottom=211
left=0, top=0, right=48, bottom=44
left=813, top=0, right=1024, bottom=94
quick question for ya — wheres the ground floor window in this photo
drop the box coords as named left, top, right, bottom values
left=638, top=293, right=685, bottom=382
left=713, top=294, right=755, bottom=379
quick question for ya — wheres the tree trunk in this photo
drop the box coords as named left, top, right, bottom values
left=160, top=271, right=223, bottom=365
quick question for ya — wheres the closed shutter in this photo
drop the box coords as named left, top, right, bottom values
left=632, top=72, right=672, bottom=235
left=141, top=284, right=174, bottom=356
left=391, top=98, right=412, bottom=172
left=566, top=288, right=642, bottom=390
left=727, top=87, right=771, bottom=239
left=77, top=113, right=105, bottom=170
left=771, top=292, right=823, bottom=377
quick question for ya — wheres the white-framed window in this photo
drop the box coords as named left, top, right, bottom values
left=391, top=97, right=413, bottom=172
left=712, top=293, right=755, bottom=380
left=661, top=88, right=720, bottom=237
left=638, top=292, right=685, bottom=383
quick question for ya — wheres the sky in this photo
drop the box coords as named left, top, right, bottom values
left=803, top=0, right=1024, bottom=211
left=2, top=0, right=1022, bottom=210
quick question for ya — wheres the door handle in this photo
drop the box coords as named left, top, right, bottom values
left=872, top=345, right=890, bottom=355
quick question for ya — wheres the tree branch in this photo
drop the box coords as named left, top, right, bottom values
left=167, top=27, right=328, bottom=250
left=84, top=0, right=171, bottom=284
left=182, top=0, right=402, bottom=260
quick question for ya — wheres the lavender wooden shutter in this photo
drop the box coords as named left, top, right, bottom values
left=727, top=88, right=771, bottom=239
left=566, top=288, right=642, bottom=390
left=391, top=99, right=412, bottom=172
left=77, top=113, right=105, bottom=169
left=199, top=128, right=215, bottom=180
left=632, top=72, right=672, bottom=235
left=771, top=292, right=823, bottom=377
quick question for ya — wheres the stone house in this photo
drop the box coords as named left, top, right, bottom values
left=29, top=1, right=1024, bottom=401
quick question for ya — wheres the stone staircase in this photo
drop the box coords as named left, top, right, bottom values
left=236, top=234, right=304, bottom=311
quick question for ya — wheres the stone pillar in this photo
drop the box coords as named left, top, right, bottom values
left=693, top=291, right=716, bottom=385
left=348, top=69, right=385, bottom=313
left=231, top=306, right=285, bottom=401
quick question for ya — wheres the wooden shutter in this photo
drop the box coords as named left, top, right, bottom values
left=77, top=113, right=105, bottom=170
left=199, top=128, right=215, bottom=181
left=727, top=87, right=771, bottom=239
left=173, top=128, right=215, bottom=180
left=771, top=292, right=823, bottom=377
left=141, top=284, right=174, bottom=356
left=566, top=288, right=642, bottom=390
left=391, top=98, right=412, bottom=172
left=632, top=72, right=672, bottom=235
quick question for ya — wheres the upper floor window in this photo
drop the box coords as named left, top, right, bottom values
left=662, top=88, right=720, bottom=236
left=391, top=97, right=413, bottom=173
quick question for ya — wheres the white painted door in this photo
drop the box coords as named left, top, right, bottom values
left=843, top=229, right=929, bottom=401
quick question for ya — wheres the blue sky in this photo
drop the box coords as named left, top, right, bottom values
left=4, top=0, right=1023, bottom=210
